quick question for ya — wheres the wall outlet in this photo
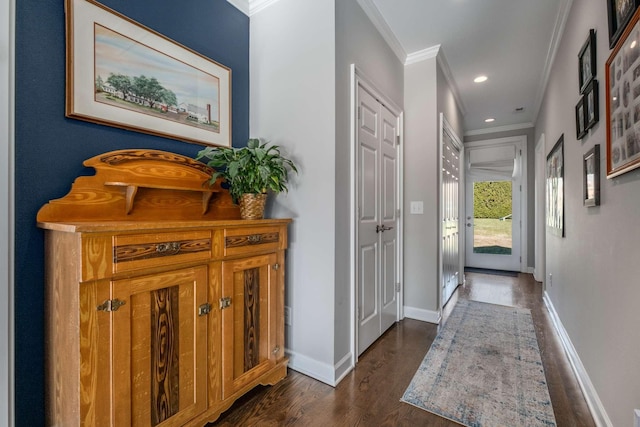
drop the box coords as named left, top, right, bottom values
left=410, top=201, right=424, bottom=214
left=284, top=306, right=292, bottom=326
left=548, top=273, right=552, bottom=287
left=634, top=409, right=640, bottom=427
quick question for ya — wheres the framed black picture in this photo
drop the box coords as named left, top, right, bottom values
left=583, top=145, right=601, bottom=207
left=607, top=0, right=640, bottom=48
left=576, top=96, right=587, bottom=139
left=578, top=29, right=596, bottom=93
left=584, top=79, right=599, bottom=131
left=546, top=135, right=564, bottom=237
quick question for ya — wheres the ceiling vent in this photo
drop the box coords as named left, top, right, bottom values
left=514, top=107, right=525, bottom=113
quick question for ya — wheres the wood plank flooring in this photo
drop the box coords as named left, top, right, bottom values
left=209, top=273, right=595, bottom=426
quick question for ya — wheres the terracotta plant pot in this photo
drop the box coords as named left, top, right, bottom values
left=238, top=193, right=267, bottom=220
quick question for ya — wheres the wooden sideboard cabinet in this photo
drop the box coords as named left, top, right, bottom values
left=37, top=150, right=290, bottom=426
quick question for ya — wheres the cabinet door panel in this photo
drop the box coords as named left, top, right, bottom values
left=221, top=254, right=277, bottom=398
left=112, top=266, right=208, bottom=427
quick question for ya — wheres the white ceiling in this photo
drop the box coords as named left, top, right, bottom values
left=231, top=0, right=574, bottom=134
left=364, top=0, right=573, bottom=134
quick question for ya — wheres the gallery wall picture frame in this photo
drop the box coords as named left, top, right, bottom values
left=66, top=0, right=231, bottom=147
left=578, top=29, right=597, bottom=93
left=607, top=0, right=640, bottom=48
left=576, top=96, right=587, bottom=139
left=546, top=135, right=564, bottom=237
left=583, top=144, right=601, bottom=207
left=584, top=79, right=600, bottom=131
left=605, top=7, right=640, bottom=177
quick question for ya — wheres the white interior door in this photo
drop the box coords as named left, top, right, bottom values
left=357, top=83, right=399, bottom=356
left=441, top=116, right=461, bottom=306
left=465, top=139, right=523, bottom=272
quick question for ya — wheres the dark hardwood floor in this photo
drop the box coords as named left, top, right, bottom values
left=209, top=273, right=595, bottom=426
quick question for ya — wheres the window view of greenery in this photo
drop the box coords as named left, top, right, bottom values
left=473, top=181, right=512, bottom=255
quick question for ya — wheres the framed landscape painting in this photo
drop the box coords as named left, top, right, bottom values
left=66, top=0, right=231, bottom=147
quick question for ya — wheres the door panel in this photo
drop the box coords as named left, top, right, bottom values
left=380, top=104, right=398, bottom=332
left=357, top=85, right=399, bottom=355
left=465, top=141, right=522, bottom=272
left=441, top=124, right=461, bottom=306
left=112, top=267, right=208, bottom=427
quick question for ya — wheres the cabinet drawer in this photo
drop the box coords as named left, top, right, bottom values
left=113, top=231, right=211, bottom=273
left=224, top=226, right=282, bottom=257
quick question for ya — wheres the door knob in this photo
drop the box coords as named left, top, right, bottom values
left=376, top=224, right=394, bottom=233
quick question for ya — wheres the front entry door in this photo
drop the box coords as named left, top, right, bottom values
left=357, top=83, right=399, bottom=356
left=464, top=140, right=523, bottom=272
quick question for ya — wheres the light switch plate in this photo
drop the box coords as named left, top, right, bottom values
left=410, top=201, right=424, bottom=214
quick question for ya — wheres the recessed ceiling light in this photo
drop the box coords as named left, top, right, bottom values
left=474, top=75, right=488, bottom=83
left=485, top=118, right=495, bottom=123
left=632, top=40, right=637, bottom=49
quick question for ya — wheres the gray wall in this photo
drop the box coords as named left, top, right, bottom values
left=403, top=53, right=464, bottom=317
left=465, top=126, right=536, bottom=268
left=335, top=0, right=404, bottom=367
left=536, top=0, right=640, bottom=424
left=251, top=0, right=338, bottom=384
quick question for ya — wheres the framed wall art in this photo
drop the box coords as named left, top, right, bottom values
left=576, top=96, right=587, bottom=139
left=66, top=0, right=231, bottom=147
left=605, top=7, right=640, bottom=177
left=546, top=135, right=564, bottom=237
left=607, top=0, right=640, bottom=48
left=578, top=29, right=596, bottom=93
left=583, top=145, right=601, bottom=207
left=584, top=79, right=600, bottom=130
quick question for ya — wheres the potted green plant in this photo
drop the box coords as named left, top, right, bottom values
left=197, top=138, right=298, bottom=219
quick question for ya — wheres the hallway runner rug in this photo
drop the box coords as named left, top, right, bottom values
left=401, top=300, right=556, bottom=426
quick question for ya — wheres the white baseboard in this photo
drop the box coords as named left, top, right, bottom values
left=525, top=266, right=534, bottom=274
left=286, top=349, right=355, bottom=387
left=333, top=352, right=354, bottom=385
left=543, top=292, right=613, bottom=427
left=403, top=306, right=441, bottom=324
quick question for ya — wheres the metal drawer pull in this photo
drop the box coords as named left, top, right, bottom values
left=97, top=299, right=126, bottom=312
left=247, top=234, right=262, bottom=244
left=156, top=242, right=181, bottom=254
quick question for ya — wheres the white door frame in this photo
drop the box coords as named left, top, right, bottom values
left=350, top=64, right=403, bottom=366
left=438, top=114, right=463, bottom=310
left=1, top=0, right=15, bottom=424
left=464, top=135, right=528, bottom=273
left=534, top=133, right=546, bottom=283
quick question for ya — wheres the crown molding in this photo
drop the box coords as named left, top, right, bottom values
left=405, top=45, right=440, bottom=65
left=532, top=0, right=574, bottom=123
left=464, top=122, right=534, bottom=137
left=356, top=0, right=407, bottom=63
left=226, top=0, right=285, bottom=16
left=249, top=0, right=283, bottom=15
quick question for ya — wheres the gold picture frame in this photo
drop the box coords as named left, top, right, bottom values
left=66, top=0, right=231, bottom=147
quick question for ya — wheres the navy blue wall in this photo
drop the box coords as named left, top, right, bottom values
left=15, top=1, right=249, bottom=424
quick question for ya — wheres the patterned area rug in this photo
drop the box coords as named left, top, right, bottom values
left=401, top=300, right=556, bottom=426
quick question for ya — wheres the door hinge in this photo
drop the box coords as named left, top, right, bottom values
left=396, top=134, right=400, bottom=145
left=97, top=299, right=126, bottom=312
left=357, top=106, right=361, bottom=120
left=396, top=282, right=401, bottom=293
left=198, top=303, right=212, bottom=317
left=220, top=297, right=232, bottom=309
